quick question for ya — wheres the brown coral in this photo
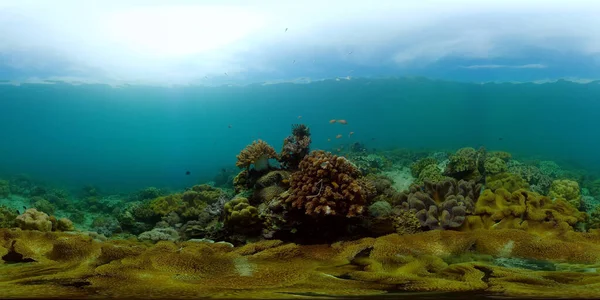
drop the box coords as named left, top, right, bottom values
left=283, top=150, right=369, bottom=217
left=396, top=179, right=482, bottom=230
left=236, top=140, right=279, bottom=171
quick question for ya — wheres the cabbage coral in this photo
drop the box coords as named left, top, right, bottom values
left=236, top=140, right=279, bottom=171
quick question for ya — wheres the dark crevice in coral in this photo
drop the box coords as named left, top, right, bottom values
left=473, top=266, right=494, bottom=284
left=1, top=240, right=36, bottom=264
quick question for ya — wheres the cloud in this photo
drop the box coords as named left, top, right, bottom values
left=462, top=64, right=547, bottom=69
left=0, top=0, right=599, bottom=84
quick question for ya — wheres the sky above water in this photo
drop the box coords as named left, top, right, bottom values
left=1, top=0, right=599, bottom=85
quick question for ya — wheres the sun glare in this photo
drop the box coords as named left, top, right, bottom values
left=104, top=5, right=266, bottom=57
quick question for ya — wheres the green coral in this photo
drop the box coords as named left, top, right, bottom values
left=0, top=205, right=18, bottom=228
left=0, top=180, right=9, bottom=198
left=410, top=157, right=438, bottom=177
left=416, top=164, right=445, bottom=184
left=489, top=151, right=512, bottom=162
left=548, top=179, right=581, bottom=209
left=484, top=157, right=507, bottom=175
left=150, top=194, right=183, bottom=216
left=32, top=197, right=55, bottom=215
left=187, top=184, right=223, bottom=204
left=486, top=172, right=529, bottom=193
left=224, top=197, right=260, bottom=230
left=368, top=201, right=392, bottom=218
left=587, top=205, right=600, bottom=229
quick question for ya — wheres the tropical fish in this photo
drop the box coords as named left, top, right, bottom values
left=186, top=171, right=191, bottom=175
left=336, top=119, right=348, bottom=125
left=336, top=134, right=342, bottom=139
left=348, top=131, right=354, bottom=137
left=329, top=119, right=336, bottom=124
left=285, top=28, right=288, bottom=32
left=228, top=124, right=232, bottom=128
left=297, top=115, right=302, bottom=119
left=327, top=138, right=331, bottom=142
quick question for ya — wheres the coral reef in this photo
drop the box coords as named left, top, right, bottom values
left=548, top=179, right=582, bottom=209
left=3, top=229, right=600, bottom=298
left=138, top=227, right=180, bottom=242
left=443, top=147, right=485, bottom=181
left=483, top=156, right=507, bottom=174
left=395, top=179, right=482, bottom=230
left=224, top=197, right=261, bottom=233
left=463, top=188, right=586, bottom=236
left=410, top=157, right=438, bottom=177
left=0, top=205, right=18, bottom=228
left=485, top=172, right=529, bottom=193
left=283, top=150, right=370, bottom=217
left=279, top=124, right=311, bottom=170
left=236, top=140, right=278, bottom=171
left=15, top=208, right=53, bottom=232
left=416, top=163, right=446, bottom=184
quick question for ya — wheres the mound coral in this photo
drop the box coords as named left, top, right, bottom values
left=395, top=179, right=482, bottom=230
left=236, top=140, right=279, bottom=171
left=485, top=172, right=529, bottom=193
left=282, top=150, right=370, bottom=217
left=224, top=197, right=261, bottom=233
left=548, top=179, right=581, bottom=209
left=410, top=157, right=438, bottom=177
left=483, top=157, right=507, bottom=174
left=416, top=164, right=446, bottom=184
left=253, top=170, right=290, bottom=204
left=15, top=208, right=53, bottom=232
left=443, top=147, right=485, bottom=181
left=279, top=124, right=311, bottom=170
left=508, top=162, right=552, bottom=194
left=488, top=151, right=512, bottom=162
left=150, top=194, right=183, bottom=216
left=463, top=188, right=586, bottom=236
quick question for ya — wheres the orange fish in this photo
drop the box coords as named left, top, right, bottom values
left=336, top=119, right=348, bottom=125
left=336, top=134, right=342, bottom=139
left=329, top=119, right=336, bottom=124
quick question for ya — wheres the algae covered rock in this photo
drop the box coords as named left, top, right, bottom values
left=16, top=208, right=52, bottom=232
left=549, top=179, right=581, bottom=209
left=0, top=205, right=18, bottom=228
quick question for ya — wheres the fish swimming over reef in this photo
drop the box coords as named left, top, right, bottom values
left=336, top=119, right=348, bottom=125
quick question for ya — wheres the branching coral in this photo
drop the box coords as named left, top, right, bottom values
left=395, top=179, right=482, bottom=230
left=282, top=150, right=370, bottom=217
left=508, top=162, right=552, bottom=195
left=279, top=124, right=311, bottom=170
left=236, top=140, right=279, bottom=171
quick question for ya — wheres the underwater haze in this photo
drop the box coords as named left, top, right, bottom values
left=1, top=78, right=600, bottom=192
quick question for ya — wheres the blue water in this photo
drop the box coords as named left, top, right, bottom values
left=1, top=78, right=599, bottom=193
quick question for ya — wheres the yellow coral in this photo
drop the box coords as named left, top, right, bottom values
left=150, top=194, right=183, bottom=216
left=548, top=179, right=581, bottom=209
left=236, top=140, right=278, bottom=171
